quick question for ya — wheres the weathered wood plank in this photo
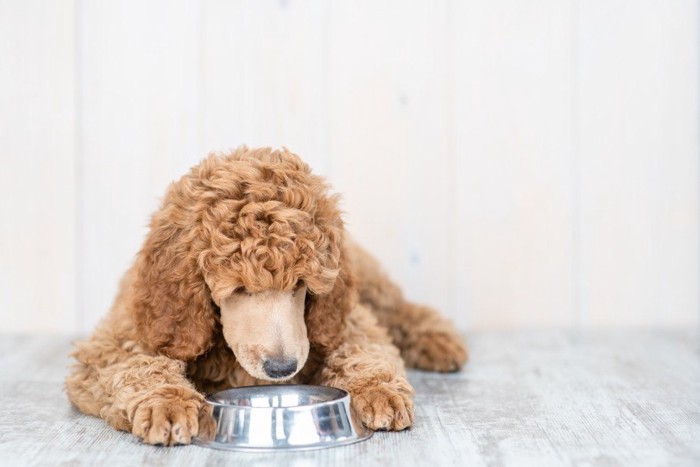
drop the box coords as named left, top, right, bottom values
left=79, top=0, right=201, bottom=334
left=0, top=0, right=77, bottom=334
left=1, top=330, right=698, bottom=466
left=452, top=0, right=576, bottom=330
left=326, top=0, right=455, bottom=324
left=577, top=0, right=700, bottom=327
left=201, top=0, right=330, bottom=174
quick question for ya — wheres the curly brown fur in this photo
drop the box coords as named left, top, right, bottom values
left=131, top=147, right=344, bottom=361
left=348, top=244, right=469, bottom=371
left=66, top=147, right=466, bottom=445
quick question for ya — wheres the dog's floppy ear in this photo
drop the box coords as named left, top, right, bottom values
left=305, top=260, right=355, bottom=354
left=131, top=215, right=216, bottom=361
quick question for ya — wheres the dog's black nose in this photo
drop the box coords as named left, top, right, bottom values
left=263, top=357, right=298, bottom=379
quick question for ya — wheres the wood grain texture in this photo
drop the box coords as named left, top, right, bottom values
left=577, top=0, right=700, bottom=327
left=1, top=1, right=699, bottom=335
left=78, top=0, right=202, bottom=334
left=1, top=330, right=698, bottom=466
left=0, top=0, right=77, bottom=334
left=327, top=0, right=456, bottom=323
left=201, top=0, right=330, bottom=174
left=452, top=0, right=576, bottom=330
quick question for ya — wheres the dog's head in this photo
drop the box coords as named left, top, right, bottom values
left=131, top=147, right=353, bottom=381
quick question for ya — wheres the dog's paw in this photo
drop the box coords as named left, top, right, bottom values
left=402, top=330, right=468, bottom=372
left=129, top=386, right=214, bottom=446
left=351, top=382, right=414, bottom=431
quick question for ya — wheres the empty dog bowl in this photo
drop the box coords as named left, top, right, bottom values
left=194, top=385, right=372, bottom=451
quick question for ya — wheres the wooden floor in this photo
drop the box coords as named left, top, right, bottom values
left=0, top=329, right=698, bottom=467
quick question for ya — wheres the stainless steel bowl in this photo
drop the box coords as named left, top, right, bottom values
left=194, top=385, right=372, bottom=451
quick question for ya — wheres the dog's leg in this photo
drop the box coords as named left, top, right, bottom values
left=66, top=331, right=214, bottom=446
left=315, top=304, right=414, bottom=431
left=347, top=240, right=468, bottom=372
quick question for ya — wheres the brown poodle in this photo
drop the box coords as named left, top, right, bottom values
left=66, top=147, right=467, bottom=446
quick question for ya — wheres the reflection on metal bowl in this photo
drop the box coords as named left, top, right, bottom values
left=194, top=385, right=372, bottom=451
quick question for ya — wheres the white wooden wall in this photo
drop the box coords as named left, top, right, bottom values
left=0, top=0, right=698, bottom=335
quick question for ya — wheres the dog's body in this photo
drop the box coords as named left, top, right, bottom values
left=66, top=147, right=467, bottom=446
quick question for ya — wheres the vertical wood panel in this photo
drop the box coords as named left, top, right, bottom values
left=201, top=0, right=330, bottom=174
left=327, top=1, right=456, bottom=322
left=578, top=0, right=700, bottom=326
left=453, top=1, right=576, bottom=330
left=79, top=0, right=201, bottom=333
left=0, top=0, right=76, bottom=333
left=1, top=1, right=697, bottom=335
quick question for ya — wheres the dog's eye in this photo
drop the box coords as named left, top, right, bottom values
left=292, top=281, right=304, bottom=296
left=233, top=287, right=252, bottom=296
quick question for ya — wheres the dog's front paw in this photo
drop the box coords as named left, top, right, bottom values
left=351, top=382, right=414, bottom=431
left=402, top=329, right=468, bottom=372
left=129, top=385, right=214, bottom=446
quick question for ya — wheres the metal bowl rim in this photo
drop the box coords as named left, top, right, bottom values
left=204, top=384, right=350, bottom=410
